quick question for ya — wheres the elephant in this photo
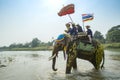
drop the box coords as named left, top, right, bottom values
left=49, top=33, right=105, bottom=74
left=49, top=34, right=71, bottom=71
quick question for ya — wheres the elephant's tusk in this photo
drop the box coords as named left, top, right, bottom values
left=48, top=54, right=56, bottom=61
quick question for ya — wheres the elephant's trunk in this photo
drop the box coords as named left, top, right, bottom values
left=52, top=57, right=57, bottom=71
left=51, top=49, right=58, bottom=71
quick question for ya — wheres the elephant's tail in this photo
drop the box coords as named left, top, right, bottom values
left=101, top=51, right=105, bottom=69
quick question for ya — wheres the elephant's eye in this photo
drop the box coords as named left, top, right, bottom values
left=57, top=43, right=62, bottom=46
left=57, top=43, right=60, bottom=45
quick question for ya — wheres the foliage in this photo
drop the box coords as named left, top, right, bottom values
left=93, top=31, right=105, bottom=43
left=106, top=25, right=120, bottom=43
left=9, top=43, right=23, bottom=48
left=31, top=38, right=40, bottom=47
left=0, top=38, right=53, bottom=51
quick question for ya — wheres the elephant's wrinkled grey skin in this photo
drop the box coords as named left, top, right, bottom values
left=49, top=34, right=105, bottom=74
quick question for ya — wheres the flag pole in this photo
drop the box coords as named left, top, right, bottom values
left=82, top=21, right=85, bottom=32
left=82, top=14, right=85, bottom=32
left=68, top=14, right=74, bottom=23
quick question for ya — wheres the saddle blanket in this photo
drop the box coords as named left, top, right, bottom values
left=77, top=42, right=94, bottom=52
left=56, top=34, right=65, bottom=42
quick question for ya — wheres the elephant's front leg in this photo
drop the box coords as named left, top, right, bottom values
left=66, top=42, right=77, bottom=74
left=66, top=55, right=72, bottom=74
left=66, top=54, right=76, bottom=74
left=72, top=58, right=77, bottom=70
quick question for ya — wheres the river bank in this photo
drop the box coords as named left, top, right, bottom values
left=103, top=43, right=120, bottom=49
left=0, top=46, right=53, bottom=51
left=0, top=43, right=120, bottom=51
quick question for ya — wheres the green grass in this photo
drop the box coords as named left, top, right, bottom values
left=103, top=43, right=120, bottom=49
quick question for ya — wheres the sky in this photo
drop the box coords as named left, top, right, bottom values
left=0, top=0, right=120, bottom=47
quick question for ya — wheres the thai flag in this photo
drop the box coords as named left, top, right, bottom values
left=82, top=14, right=94, bottom=22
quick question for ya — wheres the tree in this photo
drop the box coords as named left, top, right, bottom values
left=93, top=31, right=105, bottom=43
left=47, top=41, right=53, bottom=46
left=9, top=43, right=17, bottom=48
left=23, top=42, right=31, bottom=48
left=17, top=43, right=23, bottom=48
left=106, top=25, right=120, bottom=43
left=9, top=43, right=24, bottom=48
left=31, top=38, right=40, bottom=47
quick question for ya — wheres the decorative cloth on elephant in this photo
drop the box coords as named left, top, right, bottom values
left=77, top=41, right=95, bottom=52
left=56, top=34, right=65, bottom=42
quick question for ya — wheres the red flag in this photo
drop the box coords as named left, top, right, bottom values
left=58, top=4, right=74, bottom=16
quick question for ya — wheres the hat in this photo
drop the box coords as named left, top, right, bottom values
left=72, top=23, right=75, bottom=26
left=66, top=23, right=70, bottom=27
left=86, top=25, right=90, bottom=28
left=76, top=24, right=80, bottom=26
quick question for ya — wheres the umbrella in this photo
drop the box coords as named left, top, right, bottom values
left=58, top=4, right=74, bottom=16
left=58, top=4, right=74, bottom=22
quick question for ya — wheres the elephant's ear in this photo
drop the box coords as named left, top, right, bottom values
left=63, top=46, right=67, bottom=60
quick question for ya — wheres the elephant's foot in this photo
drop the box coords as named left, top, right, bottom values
left=66, top=64, right=72, bottom=74
left=66, top=66, right=72, bottom=74
left=91, top=61, right=100, bottom=70
left=72, top=59, right=77, bottom=70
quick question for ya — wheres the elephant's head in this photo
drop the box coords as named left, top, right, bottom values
left=49, top=34, right=71, bottom=71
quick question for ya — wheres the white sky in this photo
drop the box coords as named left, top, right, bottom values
left=0, top=0, right=120, bottom=47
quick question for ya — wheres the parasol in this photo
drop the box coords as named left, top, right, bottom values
left=58, top=4, right=75, bottom=22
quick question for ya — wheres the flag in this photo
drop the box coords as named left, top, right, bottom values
left=82, top=14, right=94, bottom=22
